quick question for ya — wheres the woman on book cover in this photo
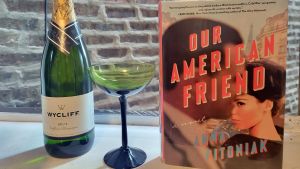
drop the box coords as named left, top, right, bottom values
left=221, top=59, right=285, bottom=169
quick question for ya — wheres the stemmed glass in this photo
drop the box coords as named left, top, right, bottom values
left=89, top=60, right=155, bottom=169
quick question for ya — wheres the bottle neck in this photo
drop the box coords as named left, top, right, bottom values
left=52, top=0, right=76, bottom=28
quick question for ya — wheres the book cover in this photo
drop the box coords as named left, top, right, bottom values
left=159, top=0, right=288, bottom=169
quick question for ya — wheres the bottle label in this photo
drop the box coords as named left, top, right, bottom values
left=42, top=92, right=94, bottom=138
left=47, top=21, right=82, bottom=55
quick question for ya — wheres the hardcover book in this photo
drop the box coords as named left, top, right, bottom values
left=159, top=0, right=288, bottom=169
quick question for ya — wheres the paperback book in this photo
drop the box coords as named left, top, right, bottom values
left=160, top=0, right=288, bottom=168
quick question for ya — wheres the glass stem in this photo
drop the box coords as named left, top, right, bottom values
left=119, top=95, right=128, bottom=148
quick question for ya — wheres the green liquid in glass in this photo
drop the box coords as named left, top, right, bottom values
left=89, top=62, right=155, bottom=96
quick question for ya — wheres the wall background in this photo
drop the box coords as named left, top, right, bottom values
left=0, top=0, right=298, bottom=115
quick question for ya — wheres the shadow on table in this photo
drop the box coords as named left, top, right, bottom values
left=96, top=157, right=177, bottom=169
left=0, top=147, right=77, bottom=169
left=137, top=157, right=193, bottom=169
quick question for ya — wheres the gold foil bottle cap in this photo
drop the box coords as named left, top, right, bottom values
left=52, top=0, right=76, bottom=28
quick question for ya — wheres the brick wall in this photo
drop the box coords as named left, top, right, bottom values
left=0, top=0, right=298, bottom=115
left=0, top=0, right=160, bottom=112
left=287, top=0, right=300, bottom=115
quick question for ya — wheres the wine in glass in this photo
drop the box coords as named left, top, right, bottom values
left=89, top=61, right=155, bottom=169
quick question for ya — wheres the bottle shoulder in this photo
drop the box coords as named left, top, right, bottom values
left=40, top=40, right=93, bottom=97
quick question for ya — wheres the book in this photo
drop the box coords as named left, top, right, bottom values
left=159, top=0, right=288, bottom=169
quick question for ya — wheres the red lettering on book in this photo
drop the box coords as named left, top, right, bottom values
left=183, top=58, right=195, bottom=80
left=183, top=85, right=192, bottom=108
left=222, top=74, right=232, bottom=99
left=171, top=63, right=180, bottom=84
left=236, top=71, right=248, bottom=95
left=201, top=29, right=209, bottom=48
left=196, top=82, right=207, bottom=105
left=211, top=50, right=221, bottom=73
left=235, top=44, right=245, bottom=65
left=211, top=78, right=217, bottom=101
left=248, top=40, right=259, bottom=61
left=199, top=54, right=207, bottom=76
left=189, top=33, right=197, bottom=52
left=213, top=26, right=222, bottom=44
left=253, top=66, right=265, bottom=91
left=264, top=33, right=274, bottom=57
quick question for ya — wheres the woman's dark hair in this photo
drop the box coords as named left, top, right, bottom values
left=246, top=59, right=286, bottom=116
left=162, top=18, right=243, bottom=89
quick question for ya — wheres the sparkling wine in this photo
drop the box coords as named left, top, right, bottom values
left=89, top=61, right=155, bottom=168
left=89, top=62, right=155, bottom=97
left=40, top=0, right=94, bottom=158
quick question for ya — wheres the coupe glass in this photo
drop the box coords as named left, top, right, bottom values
left=89, top=60, right=155, bottom=169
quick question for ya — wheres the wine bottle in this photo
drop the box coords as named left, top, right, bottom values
left=40, top=0, right=94, bottom=158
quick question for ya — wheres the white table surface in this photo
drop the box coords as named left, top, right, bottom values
left=0, top=121, right=162, bottom=169
left=1, top=116, right=300, bottom=169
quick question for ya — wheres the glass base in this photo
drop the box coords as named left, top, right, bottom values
left=104, top=146, right=147, bottom=169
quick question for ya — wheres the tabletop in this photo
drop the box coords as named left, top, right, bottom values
left=0, top=115, right=300, bottom=169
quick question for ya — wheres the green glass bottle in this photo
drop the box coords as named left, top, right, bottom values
left=40, top=0, right=94, bottom=158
